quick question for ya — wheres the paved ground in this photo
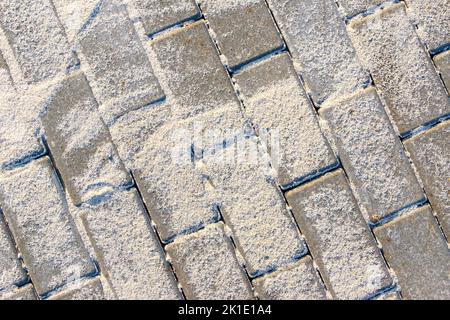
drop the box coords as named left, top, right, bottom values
left=0, top=0, right=449, bottom=300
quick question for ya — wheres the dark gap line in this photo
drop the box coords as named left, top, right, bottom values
left=365, top=284, right=399, bottom=300
left=344, top=0, right=401, bottom=23
left=338, top=169, right=401, bottom=299
left=129, top=171, right=187, bottom=300
left=0, top=210, right=32, bottom=291
left=40, top=270, right=100, bottom=300
left=229, top=45, right=287, bottom=75
left=280, top=161, right=341, bottom=192
left=146, top=14, right=203, bottom=40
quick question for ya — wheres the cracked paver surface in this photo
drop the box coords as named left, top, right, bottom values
left=0, top=0, right=449, bottom=300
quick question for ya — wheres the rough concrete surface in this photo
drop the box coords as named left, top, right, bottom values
left=0, top=0, right=448, bottom=300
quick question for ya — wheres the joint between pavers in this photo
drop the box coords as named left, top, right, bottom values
left=343, top=0, right=402, bottom=24
left=146, top=13, right=203, bottom=41
left=229, top=45, right=287, bottom=75
left=369, top=198, right=429, bottom=229
left=400, top=113, right=450, bottom=141
left=280, top=161, right=342, bottom=192
left=128, top=173, right=187, bottom=299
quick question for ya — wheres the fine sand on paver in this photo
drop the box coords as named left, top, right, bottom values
left=0, top=0, right=449, bottom=300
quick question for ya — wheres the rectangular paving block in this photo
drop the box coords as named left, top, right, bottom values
left=434, top=50, right=450, bottom=91
left=0, top=215, right=27, bottom=291
left=404, top=121, right=450, bottom=237
left=336, top=0, right=385, bottom=17
left=266, top=0, right=369, bottom=105
left=126, top=0, right=200, bottom=36
left=0, top=284, right=37, bottom=300
left=253, top=256, right=327, bottom=300
left=149, top=21, right=241, bottom=120
left=319, top=87, right=424, bottom=222
left=0, top=91, right=45, bottom=170
left=199, top=0, right=284, bottom=69
left=132, top=121, right=219, bottom=243
left=42, top=72, right=131, bottom=206
left=52, top=0, right=99, bottom=43
left=78, top=0, right=164, bottom=124
left=404, top=0, right=450, bottom=51
left=234, top=53, right=336, bottom=186
left=165, top=222, right=253, bottom=300
left=49, top=278, right=104, bottom=300
left=0, top=0, right=73, bottom=83
left=80, top=190, right=181, bottom=300
left=0, top=157, right=96, bottom=296
left=374, top=205, right=450, bottom=300
left=286, top=169, right=392, bottom=300
left=348, top=3, right=450, bottom=134
left=200, top=137, right=305, bottom=276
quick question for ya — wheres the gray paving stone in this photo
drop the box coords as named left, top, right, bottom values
left=0, top=215, right=27, bottom=291
left=80, top=190, right=181, bottom=300
left=0, top=157, right=96, bottom=296
left=253, top=256, right=327, bottom=300
left=434, top=50, right=450, bottom=91
left=266, top=0, right=369, bottom=105
left=78, top=0, right=164, bottom=124
left=286, top=169, right=392, bottom=300
left=49, top=278, right=104, bottom=300
left=234, top=53, right=336, bottom=186
left=348, top=3, right=450, bottom=134
left=108, top=103, right=173, bottom=169
left=374, top=205, right=450, bottom=300
left=0, top=0, right=74, bottom=83
left=42, top=72, right=131, bottom=206
left=404, top=121, right=450, bottom=237
left=52, top=0, right=99, bottom=42
left=149, top=21, right=240, bottom=120
left=199, top=0, right=283, bottom=69
left=0, top=284, right=37, bottom=300
left=319, top=87, right=424, bottom=222
left=131, top=121, right=219, bottom=243
left=201, top=137, right=305, bottom=276
left=0, top=90, right=45, bottom=170
left=110, top=96, right=249, bottom=242
left=126, top=0, right=200, bottom=36
left=0, top=97, right=44, bottom=170
left=404, top=0, right=450, bottom=50
left=165, top=222, right=254, bottom=300
left=336, top=0, right=385, bottom=17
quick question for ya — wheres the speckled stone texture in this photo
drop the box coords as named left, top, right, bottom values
left=253, top=256, right=327, bottom=300
left=0, top=0, right=449, bottom=300
left=48, top=278, right=105, bottom=300
left=165, top=223, right=254, bottom=300
left=0, top=157, right=95, bottom=297
left=266, top=0, right=369, bottom=105
left=0, top=0, right=74, bottom=83
left=234, top=53, right=336, bottom=186
left=286, top=170, right=392, bottom=299
left=80, top=190, right=181, bottom=299
left=336, top=0, right=385, bottom=17
left=404, top=121, right=450, bottom=237
left=374, top=206, right=450, bottom=300
left=348, top=3, right=450, bottom=134
left=199, top=0, right=284, bottom=69
left=434, top=50, right=450, bottom=90
left=319, top=87, right=424, bottom=222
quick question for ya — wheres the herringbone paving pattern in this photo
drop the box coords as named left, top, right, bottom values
left=0, top=0, right=449, bottom=300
